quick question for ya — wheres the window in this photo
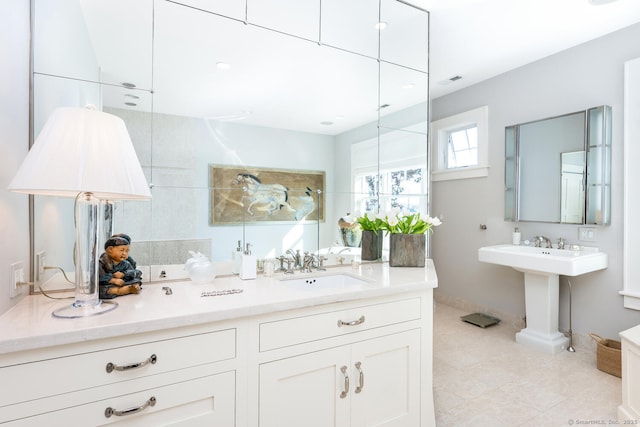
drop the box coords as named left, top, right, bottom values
left=354, top=166, right=426, bottom=215
left=351, top=128, right=428, bottom=216
left=431, top=106, right=489, bottom=181
left=447, top=125, right=478, bottom=168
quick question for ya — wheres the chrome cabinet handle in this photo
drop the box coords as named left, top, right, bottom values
left=339, top=365, right=350, bottom=399
left=105, top=396, right=156, bottom=418
left=106, top=354, right=157, bottom=373
left=337, top=315, right=365, bottom=327
left=354, top=361, right=364, bottom=393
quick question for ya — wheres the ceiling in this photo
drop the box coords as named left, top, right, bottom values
left=411, top=0, right=640, bottom=99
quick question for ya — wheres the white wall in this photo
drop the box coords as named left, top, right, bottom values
left=0, top=0, right=30, bottom=313
left=431, top=23, right=640, bottom=339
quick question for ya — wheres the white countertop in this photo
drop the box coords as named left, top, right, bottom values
left=0, top=260, right=437, bottom=355
left=620, top=322, right=640, bottom=345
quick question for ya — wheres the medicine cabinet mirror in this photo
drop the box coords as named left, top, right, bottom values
left=30, top=0, right=429, bottom=289
left=504, top=105, right=611, bottom=225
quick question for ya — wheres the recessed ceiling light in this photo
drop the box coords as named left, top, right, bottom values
left=375, top=22, right=387, bottom=30
left=335, top=115, right=345, bottom=120
left=402, top=83, right=415, bottom=89
left=216, top=62, right=231, bottom=69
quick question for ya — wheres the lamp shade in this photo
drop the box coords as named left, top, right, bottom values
left=8, top=106, right=151, bottom=200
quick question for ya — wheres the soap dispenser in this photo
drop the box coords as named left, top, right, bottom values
left=512, top=227, right=521, bottom=245
left=232, top=240, right=242, bottom=274
left=239, top=243, right=257, bottom=280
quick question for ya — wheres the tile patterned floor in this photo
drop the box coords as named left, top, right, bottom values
left=433, top=303, right=622, bottom=427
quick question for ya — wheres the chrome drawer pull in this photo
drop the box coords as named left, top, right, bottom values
left=105, top=396, right=156, bottom=418
left=354, top=361, right=364, bottom=393
left=339, top=366, right=350, bottom=399
left=337, top=315, right=365, bottom=327
left=106, top=353, right=157, bottom=373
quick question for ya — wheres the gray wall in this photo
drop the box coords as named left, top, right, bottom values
left=431, top=23, right=640, bottom=338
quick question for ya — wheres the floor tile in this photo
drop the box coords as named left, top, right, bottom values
left=433, top=303, right=621, bottom=426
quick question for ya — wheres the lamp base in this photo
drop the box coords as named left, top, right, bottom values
left=52, top=300, right=118, bottom=319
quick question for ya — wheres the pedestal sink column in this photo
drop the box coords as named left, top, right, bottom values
left=516, top=271, right=569, bottom=354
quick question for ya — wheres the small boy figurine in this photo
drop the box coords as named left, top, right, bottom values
left=99, top=236, right=142, bottom=299
left=111, top=233, right=137, bottom=268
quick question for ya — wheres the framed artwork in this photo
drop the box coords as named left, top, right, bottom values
left=209, top=165, right=326, bottom=225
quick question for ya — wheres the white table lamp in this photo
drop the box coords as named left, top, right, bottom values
left=8, top=105, right=151, bottom=318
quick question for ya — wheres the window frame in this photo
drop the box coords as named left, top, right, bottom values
left=431, top=106, right=489, bottom=181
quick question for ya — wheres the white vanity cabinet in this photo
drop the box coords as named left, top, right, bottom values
left=0, top=325, right=237, bottom=426
left=255, top=294, right=430, bottom=427
left=619, top=324, right=640, bottom=421
left=0, top=263, right=438, bottom=427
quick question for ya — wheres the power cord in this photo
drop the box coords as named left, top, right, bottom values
left=18, top=266, right=75, bottom=300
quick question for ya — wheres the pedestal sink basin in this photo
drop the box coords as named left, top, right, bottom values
left=478, top=244, right=608, bottom=276
left=478, top=244, right=608, bottom=354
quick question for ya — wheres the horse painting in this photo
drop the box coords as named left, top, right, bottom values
left=232, top=173, right=296, bottom=216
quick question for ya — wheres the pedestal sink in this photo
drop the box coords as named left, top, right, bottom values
left=478, top=244, right=608, bottom=354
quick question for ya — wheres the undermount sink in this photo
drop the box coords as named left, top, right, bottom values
left=478, top=244, right=608, bottom=276
left=279, top=273, right=368, bottom=290
left=478, top=244, right=608, bottom=354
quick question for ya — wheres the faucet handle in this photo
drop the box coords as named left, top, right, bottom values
left=557, top=237, right=565, bottom=249
left=316, top=255, right=327, bottom=271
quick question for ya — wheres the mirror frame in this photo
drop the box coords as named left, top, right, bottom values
left=504, top=105, right=611, bottom=225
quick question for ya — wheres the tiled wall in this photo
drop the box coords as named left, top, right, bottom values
left=131, top=238, right=211, bottom=266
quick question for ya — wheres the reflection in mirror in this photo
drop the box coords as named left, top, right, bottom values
left=31, top=0, right=429, bottom=290
left=321, top=0, right=379, bottom=57
left=33, top=0, right=153, bottom=89
left=504, top=106, right=611, bottom=225
left=379, top=62, right=429, bottom=133
left=352, top=126, right=428, bottom=215
left=380, top=0, right=429, bottom=73
left=561, top=151, right=586, bottom=224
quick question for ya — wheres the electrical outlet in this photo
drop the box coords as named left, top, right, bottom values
left=578, top=227, right=597, bottom=242
left=10, top=261, right=25, bottom=298
left=36, top=251, right=46, bottom=282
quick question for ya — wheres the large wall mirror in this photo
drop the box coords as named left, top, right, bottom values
left=504, top=105, right=611, bottom=225
left=31, top=0, right=429, bottom=289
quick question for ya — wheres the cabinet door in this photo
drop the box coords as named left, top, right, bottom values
left=350, top=330, right=421, bottom=427
left=259, top=346, right=351, bottom=427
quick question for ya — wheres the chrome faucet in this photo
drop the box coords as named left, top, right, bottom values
left=301, top=252, right=313, bottom=273
left=286, top=249, right=302, bottom=269
left=534, top=236, right=552, bottom=248
left=557, top=237, right=565, bottom=250
left=316, top=255, right=327, bottom=271
left=283, top=258, right=295, bottom=274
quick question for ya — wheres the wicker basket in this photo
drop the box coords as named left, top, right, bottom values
left=590, top=333, right=622, bottom=378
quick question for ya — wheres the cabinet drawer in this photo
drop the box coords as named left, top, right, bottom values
left=1, top=328, right=235, bottom=407
left=5, top=370, right=236, bottom=427
left=259, top=298, right=421, bottom=351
